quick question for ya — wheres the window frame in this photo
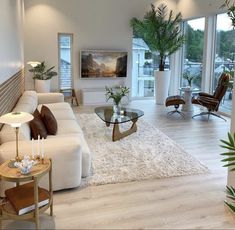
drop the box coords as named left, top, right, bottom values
left=178, top=13, right=233, bottom=116
left=58, top=33, right=74, bottom=90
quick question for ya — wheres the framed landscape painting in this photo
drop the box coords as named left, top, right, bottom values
left=80, top=50, right=128, bottom=79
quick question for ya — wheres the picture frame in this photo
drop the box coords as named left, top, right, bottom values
left=80, top=50, right=128, bottom=79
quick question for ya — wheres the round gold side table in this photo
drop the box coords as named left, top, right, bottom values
left=0, top=158, right=53, bottom=230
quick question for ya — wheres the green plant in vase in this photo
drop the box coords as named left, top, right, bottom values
left=220, top=132, right=235, bottom=212
left=183, top=72, right=196, bottom=88
left=105, top=86, right=130, bottom=114
left=29, top=61, right=57, bottom=80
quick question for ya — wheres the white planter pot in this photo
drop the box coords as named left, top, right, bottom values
left=154, top=70, right=171, bottom=105
left=35, top=79, right=51, bottom=93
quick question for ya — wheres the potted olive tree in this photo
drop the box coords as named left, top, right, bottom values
left=130, top=4, right=185, bottom=104
left=29, top=61, right=57, bottom=93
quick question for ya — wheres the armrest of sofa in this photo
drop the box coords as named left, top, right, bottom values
left=0, top=137, right=82, bottom=195
left=37, top=93, right=64, bottom=105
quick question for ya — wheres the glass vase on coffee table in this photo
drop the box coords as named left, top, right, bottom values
left=113, top=100, right=121, bottom=115
left=105, top=86, right=129, bottom=115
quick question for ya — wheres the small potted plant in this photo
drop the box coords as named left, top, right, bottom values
left=183, top=72, right=196, bottom=88
left=28, top=61, right=57, bottom=93
left=105, top=86, right=130, bottom=114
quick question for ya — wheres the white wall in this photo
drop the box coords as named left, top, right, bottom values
left=0, top=0, right=24, bottom=85
left=23, top=0, right=150, bottom=94
left=177, top=0, right=226, bottom=19
left=23, top=0, right=177, bottom=100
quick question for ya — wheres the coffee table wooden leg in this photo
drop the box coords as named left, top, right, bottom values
left=112, top=118, right=138, bottom=141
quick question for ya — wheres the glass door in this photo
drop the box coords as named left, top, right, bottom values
left=181, top=17, right=205, bottom=90
left=213, top=13, right=235, bottom=115
left=132, top=38, right=155, bottom=98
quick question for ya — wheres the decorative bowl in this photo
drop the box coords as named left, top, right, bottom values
left=14, top=155, right=37, bottom=174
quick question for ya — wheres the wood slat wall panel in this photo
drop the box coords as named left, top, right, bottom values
left=0, top=70, right=24, bottom=129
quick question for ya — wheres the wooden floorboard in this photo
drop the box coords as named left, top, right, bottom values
left=3, top=100, right=235, bottom=229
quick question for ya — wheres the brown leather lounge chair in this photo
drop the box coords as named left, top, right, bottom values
left=191, top=73, right=230, bottom=121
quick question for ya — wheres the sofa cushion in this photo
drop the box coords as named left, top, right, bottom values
left=41, top=105, right=57, bottom=135
left=46, top=133, right=91, bottom=177
left=30, top=109, right=47, bottom=139
left=37, top=93, right=64, bottom=104
left=37, top=102, right=72, bottom=111
left=13, top=91, right=38, bottom=114
left=37, top=104, right=75, bottom=120
left=18, top=91, right=38, bottom=109
left=53, top=120, right=83, bottom=135
left=12, top=103, right=35, bottom=114
left=51, top=109, right=76, bottom=120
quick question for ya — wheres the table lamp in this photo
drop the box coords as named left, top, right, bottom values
left=27, top=61, right=41, bottom=67
left=0, top=112, right=34, bottom=167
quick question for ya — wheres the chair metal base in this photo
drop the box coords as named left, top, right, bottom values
left=192, top=111, right=226, bottom=121
left=167, top=109, right=185, bottom=118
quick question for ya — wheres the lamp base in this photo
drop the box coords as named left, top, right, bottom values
left=8, top=156, right=21, bottom=168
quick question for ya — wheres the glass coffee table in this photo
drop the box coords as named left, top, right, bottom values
left=95, top=106, right=144, bottom=142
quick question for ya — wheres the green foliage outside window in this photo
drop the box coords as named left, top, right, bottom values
left=185, top=24, right=204, bottom=62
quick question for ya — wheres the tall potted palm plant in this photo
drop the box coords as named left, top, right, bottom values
left=130, top=4, right=185, bottom=104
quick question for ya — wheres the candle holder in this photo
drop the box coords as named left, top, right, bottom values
left=31, top=137, right=45, bottom=163
left=35, top=154, right=41, bottom=161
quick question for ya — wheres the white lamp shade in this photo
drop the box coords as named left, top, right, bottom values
left=0, top=112, right=33, bottom=127
left=27, top=61, right=41, bottom=67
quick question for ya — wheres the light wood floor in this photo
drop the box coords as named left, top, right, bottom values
left=3, top=100, right=235, bottom=229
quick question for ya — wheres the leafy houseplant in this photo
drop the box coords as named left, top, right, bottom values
left=183, top=72, right=197, bottom=87
left=105, top=86, right=129, bottom=114
left=220, top=132, right=235, bottom=212
left=130, top=4, right=185, bottom=71
left=105, top=86, right=129, bottom=105
left=28, top=61, right=57, bottom=93
left=225, top=186, right=235, bottom=212
left=29, top=61, right=57, bottom=80
left=221, top=0, right=235, bottom=28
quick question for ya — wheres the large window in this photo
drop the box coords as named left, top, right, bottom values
left=58, top=33, right=73, bottom=90
left=132, top=38, right=155, bottom=98
left=181, top=18, right=205, bottom=89
left=132, top=38, right=169, bottom=98
left=213, top=13, right=235, bottom=114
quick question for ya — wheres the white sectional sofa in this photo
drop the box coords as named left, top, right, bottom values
left=0, top=91, right=91, bottom=195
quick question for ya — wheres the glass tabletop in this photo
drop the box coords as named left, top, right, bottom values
left=94, top=106, right=144, bottom=124
left=179, top=87, right=200, bottom=92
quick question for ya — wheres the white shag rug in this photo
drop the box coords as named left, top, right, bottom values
left=76, top=113, right=209, bottom=186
